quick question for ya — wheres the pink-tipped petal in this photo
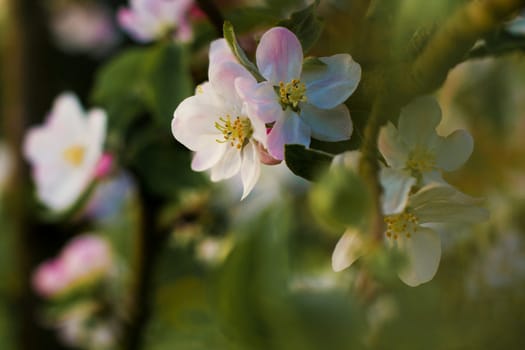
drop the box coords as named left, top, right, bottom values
left=235, top=77, right=283, bottom=124
left=256, top=27, right=303, bottom=85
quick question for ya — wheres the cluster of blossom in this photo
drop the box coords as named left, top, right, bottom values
left=332, top=97, right=488, bottom=286
left=33, top=234, right=113, bottom=298
left=172, top=26, right=361, bottom=198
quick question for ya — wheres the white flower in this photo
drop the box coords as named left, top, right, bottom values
left=332, top=184, right=488, bottom=286
left=117, top=0, right=194, bottom=43
left=23, top=93, right=107, bottom=211
left=378, top=96, right=473, bottom=188
left=172, top=39, right=267, bottom=199
left=236, top=27, right=361, bottom=160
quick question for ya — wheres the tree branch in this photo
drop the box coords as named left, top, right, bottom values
left=401, top=0, right=525, bottom=98
left=195, top=0, right=225, bottom=35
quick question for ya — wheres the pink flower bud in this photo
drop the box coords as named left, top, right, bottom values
left=255, top=141, right=282, bottom=165
left=94, top=153, right=113, bottom=179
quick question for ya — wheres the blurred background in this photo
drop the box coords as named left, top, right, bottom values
left=1, top=0, right=525, bottom=349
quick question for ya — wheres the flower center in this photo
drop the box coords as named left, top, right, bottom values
left=215, top=115, right=253, bottom=149
left=279, top=79, right=307, bottom=111
left=406, top=148, right=436, bottom=173
left=63, top=145, right=86, bottom=167
left=384, top=211, right=419, bottom=240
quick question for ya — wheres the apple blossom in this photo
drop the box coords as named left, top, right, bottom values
left=236, top=27, right=361, bottom=160
left=332, top=183, right=488, bottom=286
left=23, top=93, right=107, bottom=211
left=378, top=96, right=473, bottom=188
left=172, top=39, right=267, bottom=199
left=117, top=0, right=194, bottom=43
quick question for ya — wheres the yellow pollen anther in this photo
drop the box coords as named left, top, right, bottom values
left=406, top=148, right=436, bottom=173
left=63, top=145, right=86, bottom=167
left=215, top=115, right=253, bottom=149
left=384, top=211, right=419, bottom=240
left=279, top=79, right=307, bottom=110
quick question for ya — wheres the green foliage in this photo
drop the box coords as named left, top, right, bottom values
left=91, top=48, right=150, bottom=130
left=223, top=21, right=265, bottom=82
left=128, top=131, right=206, bottom=198
left=309, top=166, right=372, bottom=232
left=214, top=204, right=365, bottom=350
left=284, top=144, right=333, bottom=181
left=144, top=43, right=193, bottom=128
left=92, top=42, right=192, bottom=132
left=278, top=0, right=324, bottom=53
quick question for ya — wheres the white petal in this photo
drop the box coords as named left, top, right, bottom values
left=209, top=38, right=237, bottom=68
left=332, top=228, right=365, bottom=272
left=267, top=111, right=311, bottom=160
left=378, top=122, right=408, bottom=168
left=398, top=96, right=441, bottom=149
left=397, top=227, right=441, bottom=287
left=210, top=146, right=241, bottom=182
left=172, top=93, right=224, bottom=151
left=303, top=54, right=361, bottom=109
left=410, top=184, right=489, bottom=224
left=240, top=142, right=261, bottom=200
left=235, top=77, right=283, bottom=124
left=300, top=103, right=352, bottom=142
left=256, top=27, right=303, bottom=85
left=209, top=61, right=251, bottom=106
left=191, top=142, right=227, bottom=171
left=435, top=129, right=473, bottom=171
left=380, top=167, right=416, bottom=215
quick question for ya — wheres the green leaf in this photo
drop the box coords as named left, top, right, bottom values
left=223, top=21, right=265, bottom=82
left=144, top=43, right=193, bottom=128
left=226, top=7, right=280, bottom=33
left=129, top=131, right=206, bottom=198
left=91, top=48, right=150, bottom=131
left=277, top=1, right=324, bottom=53
left=284, top=144, right=333, bottom=181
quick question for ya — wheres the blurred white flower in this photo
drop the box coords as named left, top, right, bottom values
left=118, top=0, right=194, bottom=43
left=333, top=184, right=488, bottom=286
left=50, top=1, right=120, bottom=56
left=23, top=93, right=107, bottom=211
left=378, top=96, right=473, bottom=193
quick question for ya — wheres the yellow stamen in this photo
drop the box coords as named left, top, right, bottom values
left=215, top=115, right=253, bottom=149
left=384, top=211, right=419, bottom=240
left=63, top=145, right=86, bottom=167
left=406, top=148, right=436, bottom=173
left=279, top=79, right=307, bottom=110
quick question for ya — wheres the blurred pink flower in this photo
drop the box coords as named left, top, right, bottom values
left=118, top=0, right=194, bottom=43
left=32, top=259, right=70, bottom=298
left=23, top=93, right=107, bottom=212
left=94, top=153, right=114, bottom=179
left=50, top=2, right=120, bottom=56
left=32, top=234, right=113, bottom=298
